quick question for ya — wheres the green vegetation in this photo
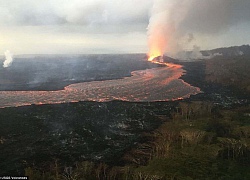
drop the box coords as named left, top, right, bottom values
left=24, top=102, right=250, bottom=180
left=205, top=55, right=250, bottom=92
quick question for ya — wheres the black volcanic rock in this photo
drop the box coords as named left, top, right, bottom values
left=0, top=54, right=159, bottom=91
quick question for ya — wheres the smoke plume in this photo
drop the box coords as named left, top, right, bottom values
left=3, top=50, right=13, bottom=68
left=147, top=0, right=192, bottom=59
left=147, top=0, right=250, bottom=59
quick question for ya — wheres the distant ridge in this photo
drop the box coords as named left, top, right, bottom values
left=202, top=44, right=250, bottom=57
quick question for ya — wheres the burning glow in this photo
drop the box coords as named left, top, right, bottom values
left=147, top=0, right=171, bottom=62
left=148, top=51, right=162, bottom=61
left=147, top=37, right=165, bottom=61
left=147, top=31, right=167, bottom=61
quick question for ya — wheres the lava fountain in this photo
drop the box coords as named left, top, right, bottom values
left=147, top=32, right=166, bottom=61
left=147, top=2, right=169, bottom=62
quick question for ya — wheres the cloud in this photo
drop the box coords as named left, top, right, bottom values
left=0, top=0, right=250, bottom=55
left=0, top=0, right=152, bottom=26
left=179, top=0, right=250, bottom=35
left=0, top=1, right=63, bottom=25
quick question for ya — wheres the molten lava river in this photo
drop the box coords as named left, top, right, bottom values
left=0, top=63, right=201, bottom=108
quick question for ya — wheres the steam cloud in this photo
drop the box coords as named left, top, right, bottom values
left=147, top=0, right=250, bottom=60
left=147, top=0, right=191, bottom=59
left=3, top=50, right=13, bottom=68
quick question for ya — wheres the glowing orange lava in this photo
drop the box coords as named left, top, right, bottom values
left=148, top=50, right=162, bottom=61
left=0, top=63, right=201, bottom=108
left=147, top=33, right=166, bottom=61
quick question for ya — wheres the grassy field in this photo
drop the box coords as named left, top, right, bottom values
left=205, top=55, right=250, bottom=93
left=24, top=102, right=250, bottom=180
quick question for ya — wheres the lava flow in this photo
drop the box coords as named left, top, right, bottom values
left=0, top=61, right=201, bottom=108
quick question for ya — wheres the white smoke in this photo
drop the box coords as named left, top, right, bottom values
left=147, top=0, right=192, bottom=58
left=3, top=50, right=13, bottom=68
left=147, top=0, right=250, bottom=59
left=176, top=45, right=211, bottom=60
left=213, top=53, right=223, bottom=57
left=238, top=51, right=244, bottom=56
